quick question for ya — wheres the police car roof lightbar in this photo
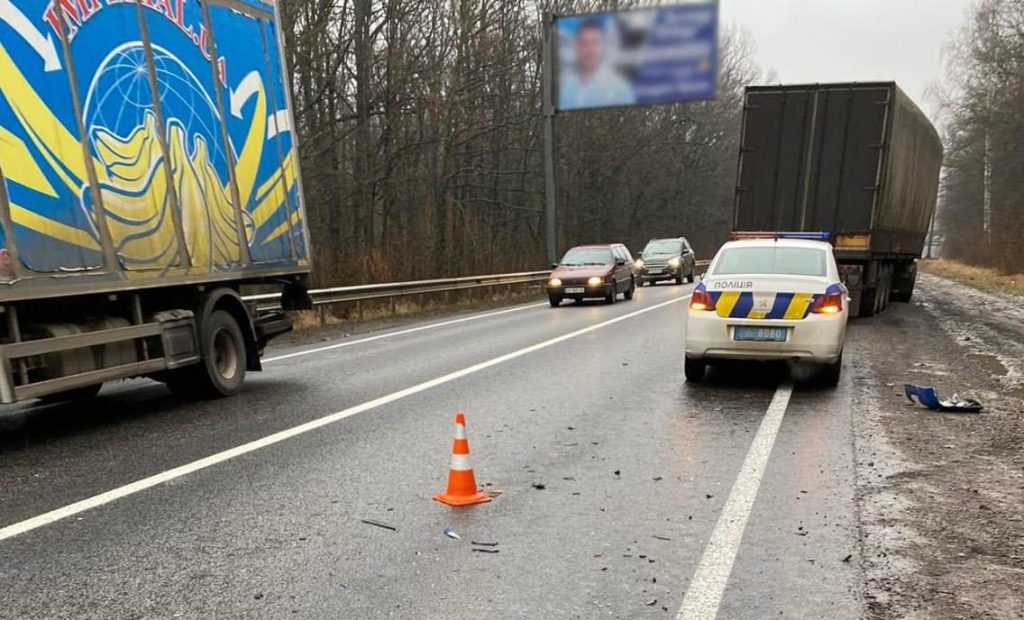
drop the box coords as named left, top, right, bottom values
left=729, top=231, right=832, bottom=241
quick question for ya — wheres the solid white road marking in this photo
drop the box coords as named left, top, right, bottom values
left=0, top=294, right=690, bottom=543
left=263, top=302, right=548, bottom=363
left=676, top=383, right=794, bottom=620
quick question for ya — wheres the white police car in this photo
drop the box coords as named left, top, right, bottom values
left=685, top=232, right=849, bottom=386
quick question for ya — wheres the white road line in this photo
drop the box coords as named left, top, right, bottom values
left=263, top=301, right=549, bottom=363
left=676, top=383, right=794, bottom=620
left=0, top=294, right=690, bottom=544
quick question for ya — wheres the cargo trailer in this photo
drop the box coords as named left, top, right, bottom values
left=733, top=82, right=943, bottom=316
left=0, top=0, right=311, bottom=403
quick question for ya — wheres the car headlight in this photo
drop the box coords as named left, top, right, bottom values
left=635, top=259, right=644, bottom=269
left=587, top=276, right=603, bottom=286
left=548, top=278, right=562, bottom=287
left=668, top=257, right=681, bottom=268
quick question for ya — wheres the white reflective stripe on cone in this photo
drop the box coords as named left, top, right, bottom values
left=449, top=454, right=472, bottom=471
left=455, top=424, right=466, bottom=440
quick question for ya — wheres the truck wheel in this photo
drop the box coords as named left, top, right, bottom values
left=169, top=310, right=246, bottom=398
left=859, top=288, right=877, bottom=318
left=892, top=288, right=914, bottom=303
left=38, top=383, right=102, bottom=405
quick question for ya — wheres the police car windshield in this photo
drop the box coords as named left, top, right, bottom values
left=643, top=240, right=681, bottom=256
left=561, top=247, right=613, bottom=266
left=713, top=247, right=826, bottom=277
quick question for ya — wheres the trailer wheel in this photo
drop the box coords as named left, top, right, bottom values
left=859, top=288, right=878, bottom=318
left=168, top=310, right=246, bottom=398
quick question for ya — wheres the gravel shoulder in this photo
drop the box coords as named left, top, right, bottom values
left=850, top=274, right=1024, bottom=619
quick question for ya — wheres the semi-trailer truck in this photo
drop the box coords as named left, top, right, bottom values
left=733, top=82, right=943, bottom=317
left=0, top=0, right=311, bottom=403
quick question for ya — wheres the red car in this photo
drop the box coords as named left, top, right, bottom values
left=546, top=244, right=637, bottom=307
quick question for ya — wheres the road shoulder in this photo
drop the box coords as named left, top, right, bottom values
left=849, top=277, right=1024, bottom=619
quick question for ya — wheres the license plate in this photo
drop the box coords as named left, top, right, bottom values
left=734, top=326, right=787, bottom=342
left=648, top=269, right=663, bottom=275
left=565, top=287, right=585, bottom=294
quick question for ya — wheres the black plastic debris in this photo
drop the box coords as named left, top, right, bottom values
left=360, top=519, right=397, bottom=531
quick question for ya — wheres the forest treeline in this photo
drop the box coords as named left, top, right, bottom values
left=940, top=0, right=1024, bottom=273
left=278, top=1, right=760, bottom=285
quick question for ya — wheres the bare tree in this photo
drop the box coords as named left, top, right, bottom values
left=283, top=1, right=762, bottom=285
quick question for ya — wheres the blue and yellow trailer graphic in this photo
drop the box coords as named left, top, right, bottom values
left=0, top=0, right=308, bottom=292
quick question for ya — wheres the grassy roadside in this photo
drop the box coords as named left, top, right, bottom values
left=919, top=258, right=1024, bottom=297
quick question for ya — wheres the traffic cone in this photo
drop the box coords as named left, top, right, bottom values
left=433, top=412, right=491, bottom=507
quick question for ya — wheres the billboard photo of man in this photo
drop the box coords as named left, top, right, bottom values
left=554, top=5, right=719, bottom=112
left=558, top=18, right=636, bottom=111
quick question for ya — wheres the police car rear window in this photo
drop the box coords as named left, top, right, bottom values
left=713, top=247, right=826, bottom=277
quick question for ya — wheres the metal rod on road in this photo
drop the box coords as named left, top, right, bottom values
left=542, top=12, right=557, bottom=267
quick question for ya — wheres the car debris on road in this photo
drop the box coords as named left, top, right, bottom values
left=904, top=384, right=984, bottom=412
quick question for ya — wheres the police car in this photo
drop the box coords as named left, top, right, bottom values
left=685, top=232, right=849, bottom=386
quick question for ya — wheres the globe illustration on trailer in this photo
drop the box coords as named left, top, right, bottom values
left=79, top=43, right=254, bottom=271
left=83, top=43, right=230, bottom=181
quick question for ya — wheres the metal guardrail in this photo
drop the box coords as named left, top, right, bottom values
left=244, top=271, right=551, bottom=312
left=244, top=261, right=711, bottom=312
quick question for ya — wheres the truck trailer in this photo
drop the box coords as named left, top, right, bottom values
left=0, top=0, right=311, bottom=403
left=733, top=82, right=943, bottom=316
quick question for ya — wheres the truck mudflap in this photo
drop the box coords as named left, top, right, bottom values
left=254, top=311, right=292, bottom=345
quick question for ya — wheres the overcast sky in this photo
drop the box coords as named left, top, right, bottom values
left=719, top=0, right=976, bottom=119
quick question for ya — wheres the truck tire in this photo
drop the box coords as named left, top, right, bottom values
left=892, top=287, right=914, bottom=303
left=168, top=310, right=246, bottom=398
left=891, top=262, right=916, bottom=303
left=859, top=288, right=878, bottom=318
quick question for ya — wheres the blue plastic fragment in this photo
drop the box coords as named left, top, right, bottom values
left=904, top=384, right=983, bottom=413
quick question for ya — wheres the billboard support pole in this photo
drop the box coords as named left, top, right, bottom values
left=542, top=12, right=557, bottom=267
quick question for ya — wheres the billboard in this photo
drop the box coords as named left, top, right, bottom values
left=555, top=3, right=719, bottom=112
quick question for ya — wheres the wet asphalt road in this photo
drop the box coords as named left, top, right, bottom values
left=0, top=282, right=862, bottom=619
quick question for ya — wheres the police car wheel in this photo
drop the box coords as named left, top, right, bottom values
left=684, top=357, right=707, bottom=382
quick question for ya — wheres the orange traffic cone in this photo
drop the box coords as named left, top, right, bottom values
left=433, top=412, right=491, bottom=507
